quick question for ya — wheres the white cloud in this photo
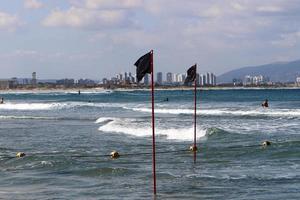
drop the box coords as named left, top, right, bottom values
left=257, top=5, right=283, bottom=12
left=271, top=31, right=300, bottom=47
left=42, top=7, right=132, bottom=29
left=202, top=6, right=222, bottom=18
left=0, top=12, right=22, bottom=31
left=9, top=0, right=300, bottom=77
left=24, top=0, right=43, bottom=9
left=85, top=0, right=143, bottom=9
left=231, top=2, right=246, bottom=11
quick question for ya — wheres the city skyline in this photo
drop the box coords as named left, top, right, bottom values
left=1, top=1, right=300, bottom=79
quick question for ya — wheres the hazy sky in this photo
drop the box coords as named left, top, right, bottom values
left=0, top=0, right=300, bottom=79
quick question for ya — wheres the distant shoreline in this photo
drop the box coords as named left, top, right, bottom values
left=1, top=86, right=300, bottom=93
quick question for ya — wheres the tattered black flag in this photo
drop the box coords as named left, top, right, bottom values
left=135, top=51, right=152, bottom=82
left=184, top=64, right=197, bottom=83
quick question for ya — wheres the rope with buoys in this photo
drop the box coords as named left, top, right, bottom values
left=0, top=141, right=273, bottom=161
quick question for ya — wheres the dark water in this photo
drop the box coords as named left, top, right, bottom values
left=0, top=89, right=299, bottom=199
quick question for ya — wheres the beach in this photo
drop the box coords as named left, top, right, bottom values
left=0, top=89, right=299, bottom=199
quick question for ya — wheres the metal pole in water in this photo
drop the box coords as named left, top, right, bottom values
left=150, top=50, right=157, bottom=195
left=194, top=64, right=197, bottom=163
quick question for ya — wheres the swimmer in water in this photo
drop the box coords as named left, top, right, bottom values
left=262, top=99, right=269, bottom=108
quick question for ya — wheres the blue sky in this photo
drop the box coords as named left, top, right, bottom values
left=0, top=0, right=300, bottom=79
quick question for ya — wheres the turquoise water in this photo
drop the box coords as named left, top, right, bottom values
left=0, top=89, right=299, bottom=199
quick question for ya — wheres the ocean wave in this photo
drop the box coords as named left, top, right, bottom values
left=66, top=90, right=113, bottom=94
left=0, top=102, right=68, bottom=110
left=95, top=117, right=118, bottom=124
left=0, top=115, right=95, bottom=121
left=185, top=173, right=300, bottom=180
left=0, top=102, right=127, bottom=111
left=0, top=90, right=113, bottom=95
left=96, top=117, right=207, bottom=141
left=0, top=115, right=58, bottom=120
left=125, top=107, right=300, bottom=117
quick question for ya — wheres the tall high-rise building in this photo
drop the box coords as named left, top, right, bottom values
left=196, top=73, right=200, bottom=86
left=166, top=72, right=173, bottom=83
left=209, top=73, right=214, bottom=85
left=212, top=74, right=217, bottom=86
left=173, top=73, right=179, bottom=83
left=144, top=74, right=149, bottom=85
left=178, top=73, right=186, bottom=83
left=198, top=75, right=203, bottom=86
left=32, top=72, right=37, bottom=86
left=206, top=72, right=210, bottom=85
left=201, top=74, right=206, bottom=86
left=116, top=73, right=123, bottom=81
left=124, top=72, right=128, bottom=81
left=157, top=72, right=163, bottom=85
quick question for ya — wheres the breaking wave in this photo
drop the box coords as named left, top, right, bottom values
left=125, top=107, right=300, bottom=117
left=96, top=117, right=207, bottom=141
left=0, top=115, right=58, bottom=120
left=0, top=102, right=127, bottom=111
left=0, top=115, right=96, bottom=121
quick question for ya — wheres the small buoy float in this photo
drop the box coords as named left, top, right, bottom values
left=189, top=145, right=198, bottom=152
left=262, top=141, right=271, bottom=147
left=110, top=151, right=120, bottom=159
left=16, top=152, right=26, bottom=158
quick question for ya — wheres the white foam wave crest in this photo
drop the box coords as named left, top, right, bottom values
left=96, top=117, right=207, bottom=140
left=0, top=102, right=66, bottom=110
left=126, top=107, right=300, bottom=117
left=66, top=90, right=113, bottom=94
left=0, top=115, right=57, bottom=120
left=95, top=117, right=118, bottom=124
left=0, top=89, right=113, bottom=95
left=0, top=102, right=127, bottom=111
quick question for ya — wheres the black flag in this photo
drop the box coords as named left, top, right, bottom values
left=184, top=64, right=197, bottom=83
left=135, top=51, right=152, bottom=82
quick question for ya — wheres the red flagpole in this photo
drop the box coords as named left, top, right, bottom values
left=150, top=50, right=157, bottom=195
left=194, top=64, right=197, bottom=163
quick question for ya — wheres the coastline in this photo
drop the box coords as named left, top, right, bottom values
left=1, top=86, right=300, bottom=93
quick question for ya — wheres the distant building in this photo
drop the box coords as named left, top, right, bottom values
left=102, top=78, right=108, bottom=85
left=209, top=73, right=217, bottom=86
left=156, top=72, right=163, bottom=85
left=173, top=73, right=179, bottom=83
left=233, top=78, right=243, bottom=86
left=198, top=74, right=203, bottom=86
left=166, top=72, right=172, bottom=83
left=32, top=72, right=37, bottom=86
left=116, top=74, right=123, bottom=81
left=196, top=73, right=200, bottom=85
left=0, top=80, right=10, bottom=89
left=0, top=79, right=18, bottom=89
left=21, top=78, right=31, bottom=85
left=56, top=79, right=75, bottom=87
left=244, top=75, right=269, bottom=85
left=144, top=74, right=149, bottom=85
left=244, top=75, right=253, bottom=85
left=206, top=73, right=210, bottom=85
left=178, top=74, right=186, bottom=84
left=77, top=79, right=96, bottom=87
left=200, top=74, right=206, bottom=86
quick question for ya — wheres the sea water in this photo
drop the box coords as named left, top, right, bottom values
left=0, top=89, right=299, bottom=199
